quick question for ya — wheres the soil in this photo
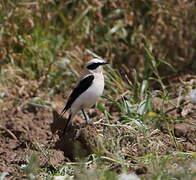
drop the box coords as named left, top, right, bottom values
left=0, top=94, right=195, bottom=177
left=0, top=95, right=101, bottom=176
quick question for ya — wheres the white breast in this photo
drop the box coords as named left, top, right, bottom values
left=70, top=73, right=104, bottom=114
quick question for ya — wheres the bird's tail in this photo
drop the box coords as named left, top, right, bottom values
left=63, top=113, right=72, bottom=134
left=59, top=106, right=67, bottom=118
left=58, top=106, right=68, bottom=123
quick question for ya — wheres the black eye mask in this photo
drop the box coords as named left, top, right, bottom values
left=86, top=62, right=103, bottom=70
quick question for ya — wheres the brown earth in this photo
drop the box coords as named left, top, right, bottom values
left=0, top=94, right=106, bottom=177
left=0, top=94, right=195, bottom=177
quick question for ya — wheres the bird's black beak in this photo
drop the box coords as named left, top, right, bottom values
left=102, top=62, right=109, bottom=65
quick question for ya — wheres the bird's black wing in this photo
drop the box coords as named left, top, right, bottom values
left=60, top=74, right=94, bottom=116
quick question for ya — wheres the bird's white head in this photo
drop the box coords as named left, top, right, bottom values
left=85, top=58, right=108, bottom=73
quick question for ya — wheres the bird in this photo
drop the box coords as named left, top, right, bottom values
left=59, top=58, right=108, bottom=133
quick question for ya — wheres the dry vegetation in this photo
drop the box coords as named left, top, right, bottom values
left=0, top=0, right=196, bottom=179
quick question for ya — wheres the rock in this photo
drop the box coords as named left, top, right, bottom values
left=174, top=123, right=196, bottom=144
left=118, top=173, right=141, bottom=180
left=190, top=90, right=196, bottom=104
left=183, top=142, right=196, bottom=152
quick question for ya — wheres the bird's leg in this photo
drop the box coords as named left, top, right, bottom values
left=63, top=113, right=72, bottom=134
left=82, top=109, right=90, bottom=125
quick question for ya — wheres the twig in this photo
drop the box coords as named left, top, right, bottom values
left=164, top=101, right=190, bottom=114
left=95, top=122, right=137, bottom=133
left=0, top=125, right=18, bottom=140
left=27, top=102, right=50, bottom=109
left=65, top=161, right=93, bottom=165
left=100, top=156, right=129, bottom=166
left=85, top=49, right=104, bottom=60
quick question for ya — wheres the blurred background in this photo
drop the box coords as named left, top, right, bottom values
left=0, top=0, right=195, bottom=91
